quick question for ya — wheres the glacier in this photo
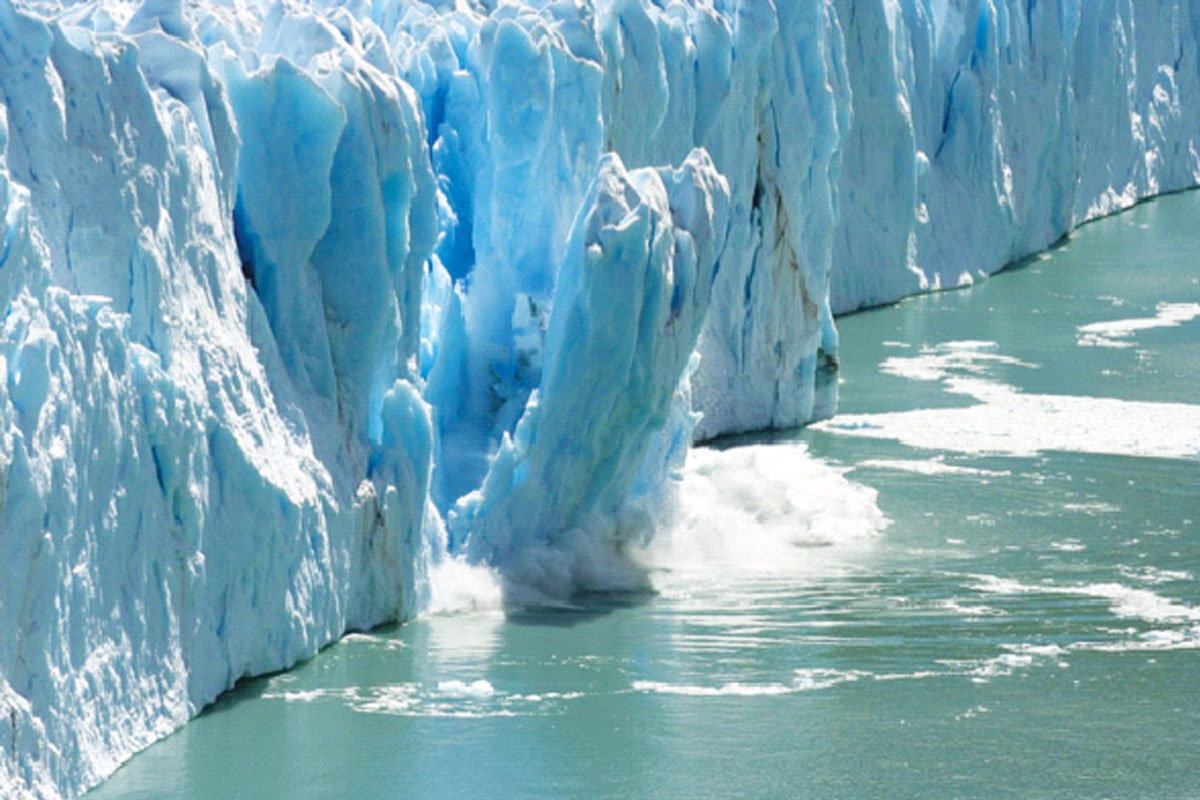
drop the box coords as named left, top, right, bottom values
left=3, top=0, right=1200, bottom=797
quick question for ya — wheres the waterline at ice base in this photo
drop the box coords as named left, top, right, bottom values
left=3, top=1, right=1200, bottom=797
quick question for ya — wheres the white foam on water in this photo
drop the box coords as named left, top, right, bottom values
left=632, top=668, right=868, bottom=697
left=970, top=652, right=1035, bottom=679
left=632, top=681, right=795, bottom=697
left=872, top=670, right=948, bottom=682
left=1076, top=302, right=1200, bottom=347
left=1002, top=643, right=1069, bottom=659
left=1089, top=584, right=1200, bottom=624
left=340, top=633, right=406, bottom=651
left=816, top=341, right=1200, bottom=460
left=1076, top=626, right=1200, bottom=652
left=865, top=640, right=1081, bottom=683
left=863, top=624, right=1199, bottom=684
left=880, top=340, right=1037, bottom=383
left=636, top=443, right=887, bottom=582
left=969, top=574, right=1200, bottom=624
left=955, top=705, right=990, bottom=720
left=261, top=688, right=357, bottom=704
left=1062, top=502, right=1122, bottom=515
left=856, top=457, right=1011, bottom=477
left=352, top=684, right=520, bottom=718
left=923, top=643, right=1072, bottom=685
left=1118, top=565, right=1194, bottom=584
left=425, top=555, right=505, bottom=616
left=265, top=681, right=585, bottom=718
left=938, top=599, right=1007, bottom=617
left=351, top=686, right=420, bottom=716
left=507, top=692, right=586, bottom=702
left=792, top=668, right=871, bottom=690
left=436, top=679, right=496, bottom=699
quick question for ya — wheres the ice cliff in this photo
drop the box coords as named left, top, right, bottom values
left=3, top=1, right=1200, bottom=797
left=832, top=0, right=1200, bottom=311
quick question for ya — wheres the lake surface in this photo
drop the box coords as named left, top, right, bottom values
left=89, top=192, right=1200, bottom=799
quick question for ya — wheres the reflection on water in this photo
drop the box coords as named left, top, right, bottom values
left=89, top=193, right=1200, bottom=799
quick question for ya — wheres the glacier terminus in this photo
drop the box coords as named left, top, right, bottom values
left=3, top=1, right=1200, bottom=797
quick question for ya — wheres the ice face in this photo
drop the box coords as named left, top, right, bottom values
left=4, top=1, right=1200, bottom=797
left=831, top=0, right=1200, bottom=312
left=447, top=149, right=729, bottom=600
left=0, top=3, right=434, bottom=796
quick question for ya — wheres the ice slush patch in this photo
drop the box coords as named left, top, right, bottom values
left=1077, top=302, right=1200, bottom=347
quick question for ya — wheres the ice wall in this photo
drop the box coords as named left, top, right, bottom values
left=0, top=2, right=437, bottom=796
left=832, top=0, right=1200, bottom=311
left=397, top=0, right=847, bottom=460
left=4, top=0, right=1200, bottom=798
left=448, top=150, right=729, bottom=599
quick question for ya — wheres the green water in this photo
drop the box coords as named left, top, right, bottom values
left=90, top=193, right=1200, bottom=799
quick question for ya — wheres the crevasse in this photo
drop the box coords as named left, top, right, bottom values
left=2, top=1, right=1200, bottom=797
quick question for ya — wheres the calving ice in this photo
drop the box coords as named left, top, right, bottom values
left=3, top=1, right=1200, bottom=798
